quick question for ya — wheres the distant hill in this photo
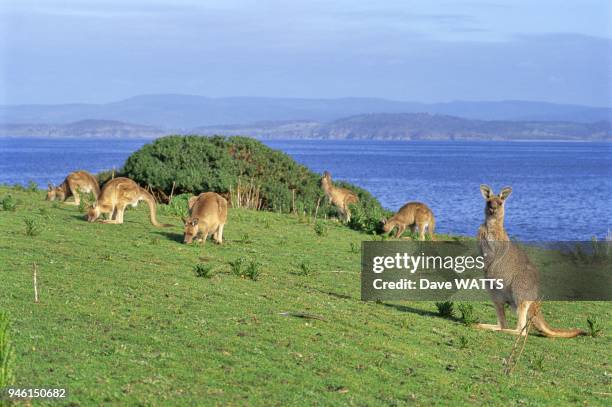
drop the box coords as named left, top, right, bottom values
left=3, top=113, right=609, bottom=141
left=313, top=113, right=612, bottom=141
left=0, top=120, right=166, bottom=138
left=1, top=94, right=610, bottom=128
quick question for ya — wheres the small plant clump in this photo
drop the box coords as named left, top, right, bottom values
left=586, top=316, right=604, bottom=337
left=229, top=257, right=260, bottom=280
left=1, top=195, right=16, bottom=211
left=457, top=303, right=478, bottom=325
left=23, top=217, right=41, bottom=237
left=244, top=261, right=261, bottom=281
left=78, top=192, right=95, bottom=213
left=27, top=181, right=38, bottom=192
left=229, top=257, right=246, bottom=276
left=435, top=301, right=455, bottom=318
left=314, top=220, right=328, bottom=237
left=193, top=263, right=214, bottom=278
left=296, top=261, right=314, bottom=276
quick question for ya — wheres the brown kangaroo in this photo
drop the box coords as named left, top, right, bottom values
left=86, top=177, right=172, bottom=227
left=382, top=202, right=435, bottom=240
left=46, top=170, right=100, bottom=205
left=321, top=171, right=359, bottom=222
left=182, top=192, right=228, bottom=244
left=477, top=184, right=584, bottom=338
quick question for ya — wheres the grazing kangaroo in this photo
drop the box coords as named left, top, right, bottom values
left=86, top=177, right=172, bottom=227
left=182, top=192, right=228, bottom=244
left=382, top=202, right=435, bottom=240
left=321, top=171, right=359, bottom=222
left=46, top=170, right=100, bottom=205
left=477, top=184, right=584, bottom=338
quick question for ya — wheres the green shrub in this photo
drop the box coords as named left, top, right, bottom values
left=343, top=183, right=392, bottom=234
left=0, top=312, right=14, bottom=388
left=586, top=316, right=603, bottom=337
left=193, top=263, right=214, bottom=278
left=23, top=217, right=41, bottom=237
left=121, top=135, right=388, bottom=233
left=77, top=190, right=95, bottom=213
left=229, top=257, right=247, bottom=276
left=458, top=303, right=478, bottom=325
left=244, top=261, right=261, bottom=281
left=229, top=257, right=260, bottom=280
left=295, top=261, right=314, bottom=276
left=1, top=195, right=16, bottom=211
left=160, top=193, right=192, bottom=217
left=435, top=301, right=455, bottom=318
left=27, top=180, right=38, bottom=192
left=314, top=220, right=328, bottom=236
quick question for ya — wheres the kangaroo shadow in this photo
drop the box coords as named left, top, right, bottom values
left=154, top=230, right=184, bottom=243
left=311, top=287, right=465, bottom=322
left=71, top=214, right=88, bottom=222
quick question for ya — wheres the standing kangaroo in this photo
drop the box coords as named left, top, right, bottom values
left=86, top=177, right=172, bottom=227
left=46, top=170, right=100, bottom=205
left=321, top=171, right=359, bottom=222
left=477, top=184, right=584, bottom=338
left=382, top=202, right=435, bottom=240
left=182, top=192, right=228, bottom=244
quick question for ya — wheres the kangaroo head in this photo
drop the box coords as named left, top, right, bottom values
left=480, top=184, right=512, bottom=219
left=46, top=183, right=65, bottom=201
left=182, top=217, right=199, bottom=244
left=86, top=202, right=100, bottom=222
left=380, top=218, right=393, bottom=233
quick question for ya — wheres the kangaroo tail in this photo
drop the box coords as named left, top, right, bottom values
left=139, top=187, right=173, bottom=227
left=529, top=303, right=585, bottom=338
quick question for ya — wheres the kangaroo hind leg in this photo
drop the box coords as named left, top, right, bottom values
left=476, top=302, right=507, bottom=331
left=214, top=224, right=224, bottom=244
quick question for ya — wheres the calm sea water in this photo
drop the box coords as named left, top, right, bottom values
left=1, top=137, right=610, bottom=241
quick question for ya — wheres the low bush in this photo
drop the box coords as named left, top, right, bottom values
left=27, top=180, right=38, bottom=192
left=1, top=195, right=16, bottom=211
left=435, top=301, right=455, bottom=318
left=193, top=263, right=214, bottom=278
left=23, top=217, right=41, bottom=237
left=457, top=303, right=478, bottom=325
left=160, top=193, right=192, bottom=218
left=586, top=316, right=603, bottom=337
left=314, top=220, right=328, bottom=236
left=121, top=135, right=388, bottom=233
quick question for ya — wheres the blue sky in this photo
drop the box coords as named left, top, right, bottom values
left=0, top=0, right=610, bottom=106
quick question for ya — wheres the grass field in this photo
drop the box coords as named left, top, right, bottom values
left=0, top=186, right=610, bottom=405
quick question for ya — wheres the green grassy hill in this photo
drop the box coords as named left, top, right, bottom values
left=0, top=186, right=609, bottom=405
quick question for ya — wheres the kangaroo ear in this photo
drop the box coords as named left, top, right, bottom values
left=48, top=183, right=53, bottom=190
left=191, top=218, right=199, bottom=226
left=380, top=218, right=387, bottom=225
left=499, top=187, right=512, bottom=200
left=480, top=184, right=493, bottom=200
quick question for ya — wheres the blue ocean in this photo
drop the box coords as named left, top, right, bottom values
left=1, top=138, right=610, bottom=241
